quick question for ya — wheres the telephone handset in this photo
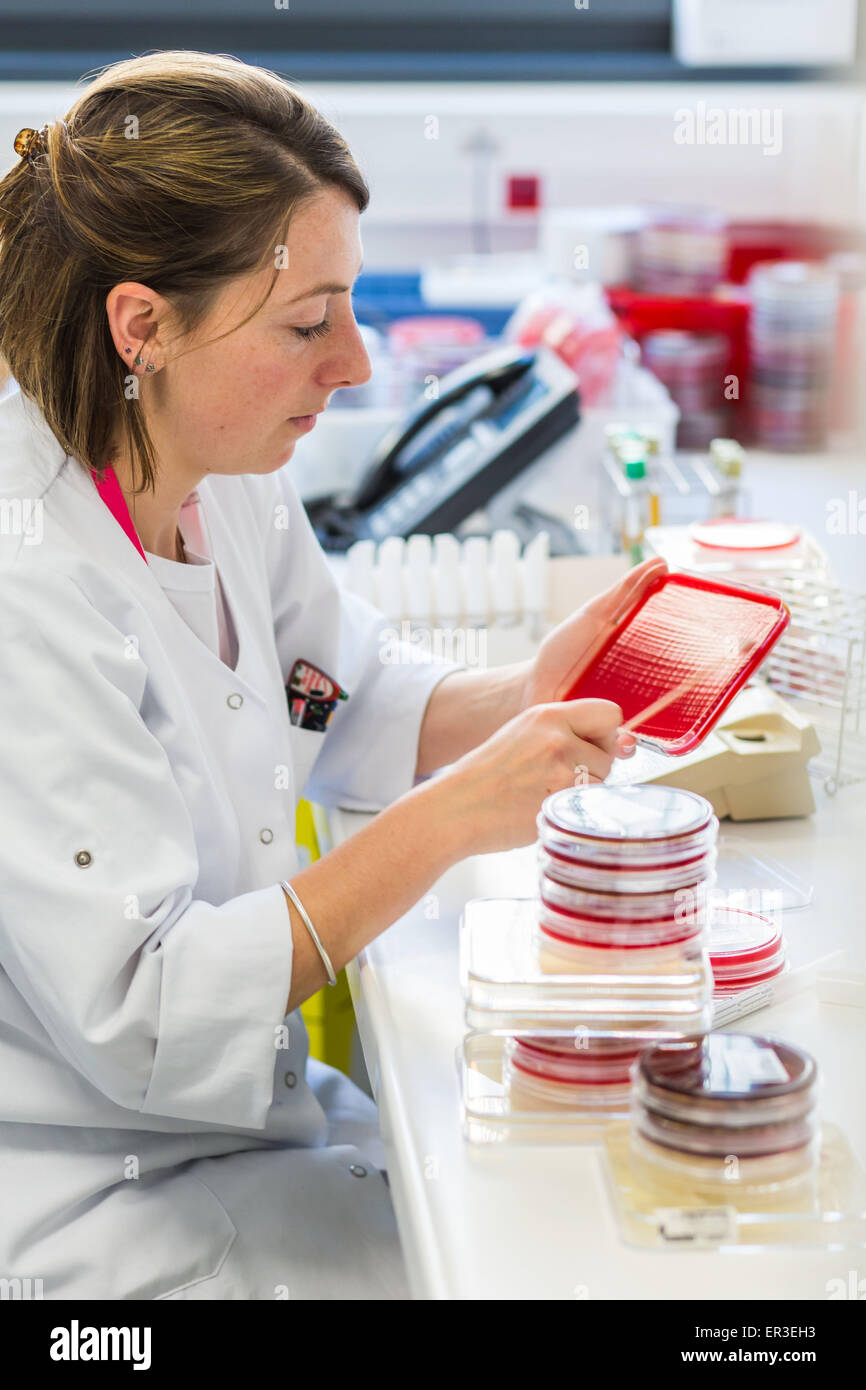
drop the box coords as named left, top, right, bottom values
left=306, top=343, right=579, bottom=551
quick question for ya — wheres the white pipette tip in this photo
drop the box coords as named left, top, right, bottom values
left=521, top=530, right=550, bottom=640
left=375, top=535, right=406, bottom=623
left=346, top=539, right=377, bottom=606
left=462, top=536, right=490, bottom=628
left=491, top=529, right=520, bottom=628
left=405, top=533, right=433, bottom=628
left=433, top=533, right=462, bottom=628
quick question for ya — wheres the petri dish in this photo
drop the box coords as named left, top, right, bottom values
left=708, top=905, right=787, bottom=993
left=633, top=1032, right=817, bottom=1152
left=689, top=518, right=802, bottom=551
left=538, top=785, right=718, bottom=867
left=559, top=571, right=790, bottom=754
left=538, top=843, right=717, bottom=896
left=538, top=867, right=712, bottom=928
left=508, top=1034, right=642, bottom=1087
left=538, top=888, right=706, bottom=950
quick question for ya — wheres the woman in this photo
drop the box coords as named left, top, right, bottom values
left=0, top=51, right=664, bottom=1300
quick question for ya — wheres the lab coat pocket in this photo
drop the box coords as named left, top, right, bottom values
left=118, top=1168, right=237, bottom=1301
left=290, top=723, right=328, bottom=804
left=155, top=1144, right=409, bottom=1300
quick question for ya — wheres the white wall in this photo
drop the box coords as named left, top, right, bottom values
left=0, top=79, right=862, bottom=266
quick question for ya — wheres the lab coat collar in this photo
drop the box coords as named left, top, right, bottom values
left=0, top=386, right=269, bottom=704
left=0, top=385, right=158, bottom=588
left=0, top=383, right=70, bottom=496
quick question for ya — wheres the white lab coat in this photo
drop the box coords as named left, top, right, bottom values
left=0, top=387, right=459, bottom=1300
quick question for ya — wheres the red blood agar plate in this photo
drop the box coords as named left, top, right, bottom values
left=708, top=905, right=787, bottom=991
left=561, top=571, right=790, bottom=754
left=509, top=1035, right=642, bottom=1087
left=689, top=518, right=802, bottom=551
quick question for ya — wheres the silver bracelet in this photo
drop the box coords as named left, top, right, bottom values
left=280, top=880, right=337, bottom=987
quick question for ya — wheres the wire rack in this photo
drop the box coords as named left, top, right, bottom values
left=761, top=575, right=866, bottom=794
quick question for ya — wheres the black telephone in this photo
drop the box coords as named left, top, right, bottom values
left=305, top=343, right=579, bottom=551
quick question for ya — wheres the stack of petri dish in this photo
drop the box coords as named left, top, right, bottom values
left=748, top=260, right=839, bottom=451
left=460, top=786, right=718, bottom=1142
left=536, top=784, right=718, bottom=980
left=642, top=329, right=732, bottom=449
left=503, top=1035, right=642, bottom=1118
left=627, top=1032, right=819, bottom=1200
left=636, top=207, right=729, bottom=296
left=708, top=905, right=788, bottom=998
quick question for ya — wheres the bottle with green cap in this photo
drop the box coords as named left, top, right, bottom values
left=620, top=446, right=650, bottom=563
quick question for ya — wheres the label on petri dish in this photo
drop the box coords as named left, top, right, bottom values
left=711, top=981, right=775, bottom=1028
left=726, top=1044, right=790, bottom=1089
left=657, top=1206, right=737, bottom=1245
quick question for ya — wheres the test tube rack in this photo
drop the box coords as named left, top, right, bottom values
left=762, top=575, right=866, bottom=795
left=601, top=446, right=746, bottom=552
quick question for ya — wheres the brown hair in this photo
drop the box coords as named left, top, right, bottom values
left=0, top=51, right=369, bottom=492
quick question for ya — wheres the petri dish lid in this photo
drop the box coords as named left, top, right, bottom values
left=635, top=1033, right=816, bottom=1130
left=690, top=518, right=801, bottom=552
left=708, top=906, right=784, bottom=969
left=539, top=786, right=716, bottom=863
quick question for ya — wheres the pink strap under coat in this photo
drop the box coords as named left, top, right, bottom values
left=94, top=463, right=148, bottom=564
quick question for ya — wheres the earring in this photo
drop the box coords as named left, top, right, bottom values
left=133, top=355, right=143, bottom=365
left=145, top=363, right=155, bottom=373
left=124, top=347, right=131, bottom=355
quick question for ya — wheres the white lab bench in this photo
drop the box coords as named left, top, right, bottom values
left=330, top=439, right=866, bottom=1295
left=326, top=443, right=866, bottom=1298
left=332, top=788, right=866, bottom=1301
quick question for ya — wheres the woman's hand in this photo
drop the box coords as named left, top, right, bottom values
left=519, top=556, right=668, bottom=761
left=438, top=697, right=624, bottom=855
left=415, top=556, right=668, bottom=778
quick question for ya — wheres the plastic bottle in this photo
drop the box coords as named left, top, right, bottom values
left=620, top=448, right=650, bottom=562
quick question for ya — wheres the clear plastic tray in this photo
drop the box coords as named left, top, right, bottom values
left=714, top=835, right=814, bottom=912
left=461, top=1034, right=635, bottom=1145
left=461, top=898, right=714, bottom=1036
left=603, top=1121, right=866, bottom=1250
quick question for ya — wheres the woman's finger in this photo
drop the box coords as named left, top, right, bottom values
left=616, top=730, right=637, bottom=758
left=569, top=739, right=615, bottom=783
left=583, top=556, right=667, bottom=620
left=558, top=697, right=623, bottom=742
